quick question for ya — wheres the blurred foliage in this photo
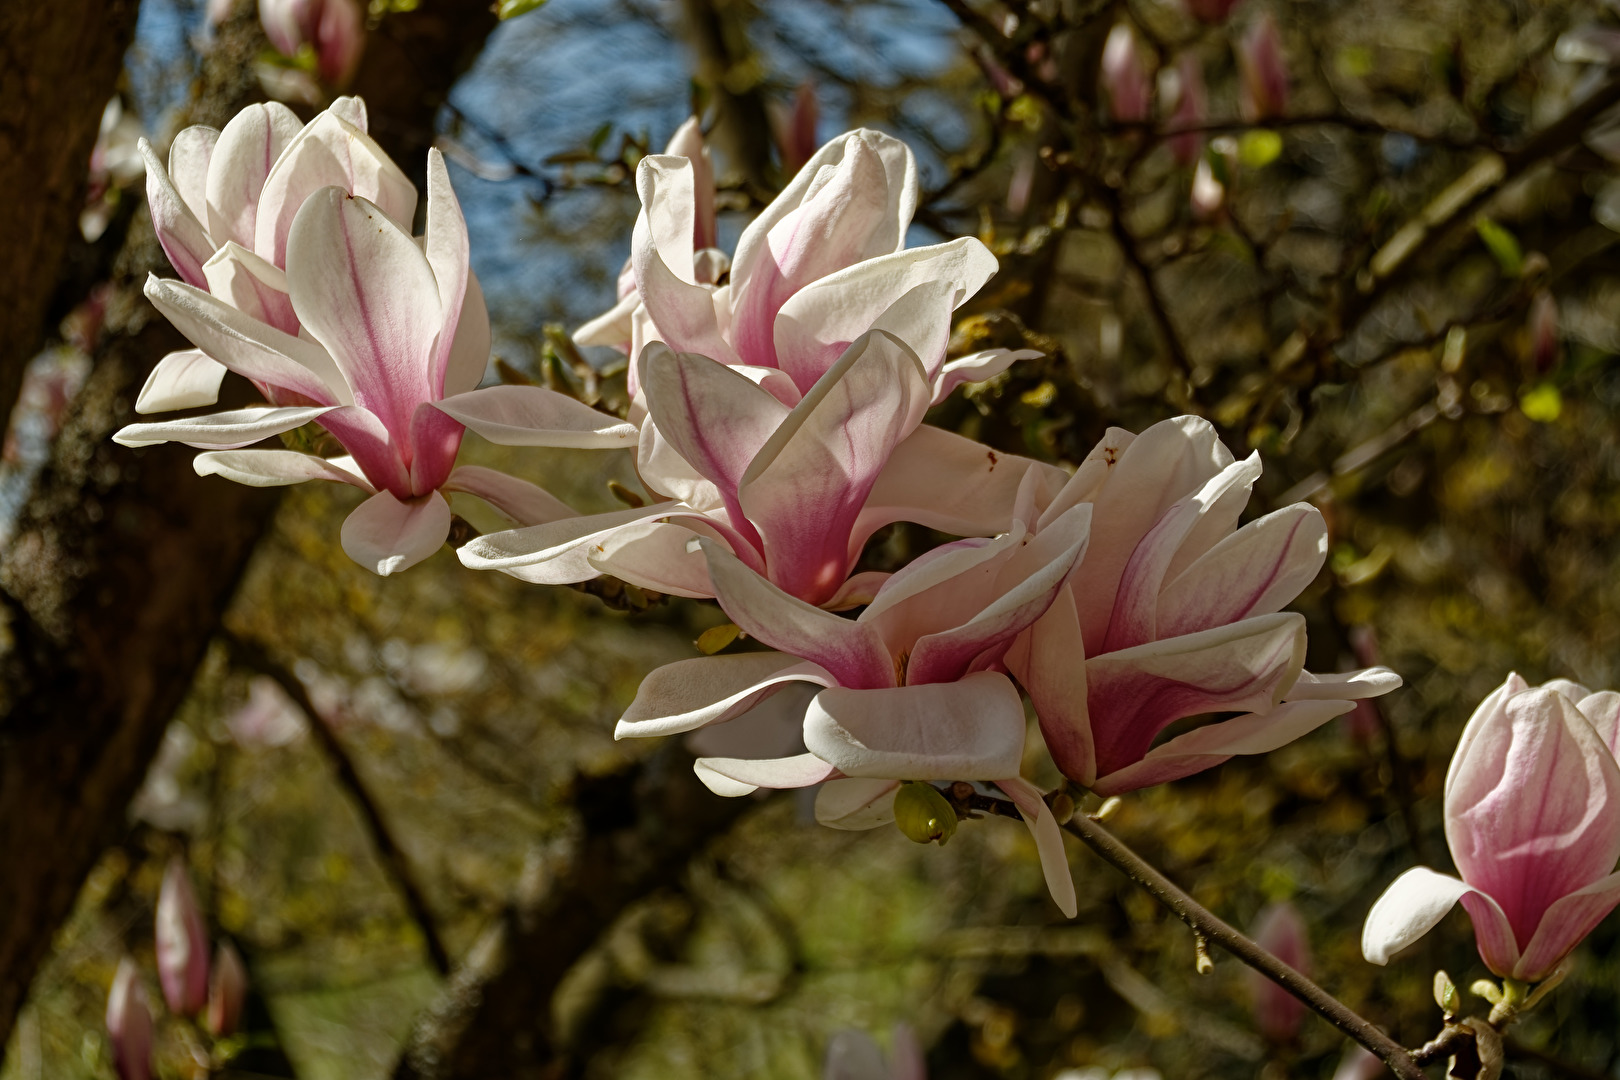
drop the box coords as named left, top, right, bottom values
left=15, top=0, right=1620, bottom=1077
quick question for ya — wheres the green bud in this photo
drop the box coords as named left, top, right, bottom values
left=1470, top=978, right=1504, bottom=1005
left=894, top=782, right=958, bottom=846
left=1433, top=970, right=1458, bottom=1017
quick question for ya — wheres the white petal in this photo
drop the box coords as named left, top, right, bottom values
left=455, top=503, right=667, bottom=582
left=814, top=777, right=900, bottom=830
left=999, top=775, right=1078, bottom=918
left=617, top=652, right=832, bottom=739
left=442, top=271, right=492, bottom=397
left=932, top=348, right=1040, bottom=404
left=1361, top=867, right=1473, bottom=965
left=204, top=102, right=301, bottom=249
left=693, top=752, right=839, bottom=797
left=194, top=448, right=373, bottom=490
left=442, top=465, right=574, bottom=527
left=135, top=349, right=227, bottom=414
left=434, top=385, right=638, bottom=448
left=339, top=489, right=452, bottom=576
left=1286, top=667, right=1403, bottom=701
left=113, top=405, right=334, bottom=449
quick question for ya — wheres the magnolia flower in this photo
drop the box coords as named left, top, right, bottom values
left=824, top=1026, right=926, bottom=1080
left=1247, top=901, right=1309, bottom=1042
left=155, top=858, right=209, bottom=1016
left=260, top=0, right=366, bottom=87
left=117, top=150, right=637, bottom=574
left=1238, top=12, right=1289, bottom=121
left=106, top=959, right=154, bottom=1080
left=1009, top=416, right=1399, bottom=796
left=137, top=97, right=415, bottom=413
left=206, top=941, right=248, bottom=1037
left=612, top=484, right=1091, bottom=916
left=1102, top=23, right=1151, bottom=124
left=1363, top=675, right=1620, bottom=982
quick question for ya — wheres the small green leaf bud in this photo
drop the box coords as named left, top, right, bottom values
left=894, top=782, right=958, bottom=846
left=1433, top=970, right=1458, bottom=1017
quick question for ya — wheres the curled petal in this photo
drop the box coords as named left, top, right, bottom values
left=442, top=465, right=574, bottom=527
left=694, top=752, right=839, bottom=797
left=1578, top=690, right=1620, bottom=757
left=1361, top=867, right=1478, bottom=966
left=443, top=271, right=492, bottom=397
left=194, top=448, right=373, bottom=490
left=202, top=242, right=298, bottom=335
left=998, top=775, right=1077, bottom=918
left=135, top=349, right=227, bottom=414
left=588, top=521, right=716, bottom=598
left=423, top=149, right=471, bottom=395
left=815, top=777, right=900, bottom=830
left=1286, top=667, right=1402, bottom=701
left=617, top=652, right=832, bottom=739
left=141, top=138, right=214, bottom=287
left=114, top=405, right=335, bottom=449
left=456, top=503, right=665, bottom=583
left=802, top=673, right=1027, bottom=780
left=932, top=348, right=1040, bottom=405
left=339, top=489, right=451, bottom=575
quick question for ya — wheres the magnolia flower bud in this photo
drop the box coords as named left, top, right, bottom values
left=206, top=941, right=248, bottom=1037
left=1184, top=0, right=1242, bottom=24
left=1246, top=902, right=1309, bottom=1042
left=106, top=958, right=154, bottom=1080
left=894, top=782, right=958, bottom=846
left=777, top=82, right=821, bottom=178
left=1102, top=23, right=1151, bottom=123
left=1529, top=291, right=1560, bottom=373
left=260, top=0, right=366, bottom=87
left=1167, top=53, right=1208, bottom=166
left=155, top=857, right=209, bottom=1016
left=1238, top=12, right=1289, bottom=121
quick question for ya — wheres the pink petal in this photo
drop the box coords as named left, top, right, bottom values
left=737, top=330, right=933, bottom=604
left=135, top=349, right=227, bottom=414
left=434, top=384, right=639, bottom=448
left=617, top=652, right=832, bottom=739
left=140, top=138, right=214, bottom=287
left=1035, top=426, right=1138, bottom=531
left=998, top=775, right=1078, bottom=918
left=408, top=400, right=463, bottom=493
left=1157, top=503, right=1326, bottom=639
left=254, top=109, right=418, bottom=267
left=702, top=539, right=894, bottom=689
left=630, top=156, right=740, bottom=364
left=193, top=448, right=373, bottom=490
left=113, top=405, right=335, bottom=450
left=201, top=241, right=298, bottom=335
left=802, top=672, right=1027, bottom=779
left=317, top=405, right=411, bottom=496
left=693, top=752, right=840, bottom=797
left=286, top=188, right=441, bottom=440
left=204, top=102, right=302, bottom=250
left=1009, top=585, right=1096, bottom=785
left=339, top=489, right=451, bottom=575
left=442, top=465, right=573, bottom=527
left=1515, top=870, right=1620, bottom=980
left=814, top=777, right=901, bottom=830
left=1085, top=612, right=1308, bottom=781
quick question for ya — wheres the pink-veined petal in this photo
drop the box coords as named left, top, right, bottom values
left=408, top=400, right=462, bottom=493
left=317, top=404, right=411, bottom=496
left=814, top=777, right=901, bottom=830
left=113, top=405, right=334, bottom=449
left=204, top=102, right=301, bottom=250
left=140, top=138, right=214, bottom=287
left=998, top=775, right=1078, bottom=918
left=434, top=384, right=638, bottom=448
left=328, top=95, right=367, bottom=131
left=193, top=448, right=373, bottom=490
left=135, top=349, right=227, bottom=414
left=694, top=752, right=840, bottom=797
left=1515, top=871, right=1620, bottom=980
left=1009, top=584, right=1096, bottom=785
left=802, top=672, right=1027, bottom=779
left=339, top=488, right=451, bottom=576
left=630, top=156, right=740, bottom=364
left=168, top=125, right=218, bottom=228
left=442, top=465, right=575, bottom=527
left=1156, top=502, right=1327, bottom=639
left=616, top=652, right=833, bottom=739
left=201, top=241, right=298, bottom=334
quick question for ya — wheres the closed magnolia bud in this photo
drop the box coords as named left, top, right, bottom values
left=1529, top=291, right=1560, bottom=373
left=1167, top=53, right=1208, bottom=166
left=1102, top=23, right=1151, bottom=123
left=1246, top=901, right=1309, bottom=1042
left=206, top=941, right=248, bottom=1037
left=1185, top=0, right=1242, bottom=23
left=778, top=82, right=821, bottom=178
left=260, top=0, right=365, bottom=87
left=1238, top=12, right=1289, bottom=121
left=663, top=117, right=718, bottom=252
left=156, top=857, right=210, bottom=1017
left=106, top=958, right=154, bottom=1080
left=894, top=782, right=958, bottom=846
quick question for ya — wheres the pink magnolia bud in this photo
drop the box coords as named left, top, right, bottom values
left=1529, top=291, right=1560, bottom=373
left=1364, top=676, right=1620, bottom=981
left=1185, top=0, right=1242, bottom=24
left=1167, top=53, right=1208, bottom=166
left=106, top=958, right=154, bottom=1080
left=206, top=941, right=248, bottom=1037
left=1102, top=23, right=1151, bottom=124
left=1238, top=12, right=1289, bottom=121
left=1246, top=902, right=1309, bottom=1042
left=777, top=82, right=821, bottom=178
left=663, top=117, right=718, bottom=252
left=155, top=858, right=209, bottom=1016
left=260, top=0, right=365, bottom=87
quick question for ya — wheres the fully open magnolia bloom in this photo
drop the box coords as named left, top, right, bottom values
left=1363, top=675, right=1620, bottom=982
left=1009, top=416, right=1399, bottom=796
left=458, top=332, right=1063, bottom=605
left=116, top=151, right=636, bottom=574
left=137, top=96, right=416, bottom=413
left=612, top=491, right=1093, bottom=917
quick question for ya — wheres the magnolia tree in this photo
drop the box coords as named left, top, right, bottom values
left=79, top=0, right=1620, bottom=1075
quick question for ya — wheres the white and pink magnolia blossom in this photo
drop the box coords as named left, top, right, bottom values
left=611, top=483, right=1091, bottom=916
left=155, top=857, right=209, bottom=1017
left=1238, top=12, right=1289, bottom=121
left=1008, top=416, right=1399, bottom=797
left=106, top=958, right=154, bottom=1080
left=260, top=0, right=365, bottom=87
left=205, top=941, right=248, bottom=1038
left=118, top=149, right=637, bottom=575
left=1363, top=675, right=1620, bottom=982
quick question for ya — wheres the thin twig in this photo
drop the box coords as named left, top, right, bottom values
left=1062, top=814, right=1426, bottom=1080
left=223, top=632, right=453, bottom=977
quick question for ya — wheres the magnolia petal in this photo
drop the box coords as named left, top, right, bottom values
left=1286, top=667, right=1403, bottom=701
left=616, top=652, right=832, bottom=739
left=1516, top=871, right=1620, bottom=980
left=1578, top=690, right=1620, bottom=757
left=434, top=384, right=638, bottom=448
left=339, top=489, right=452, bottom=576
left=318, top=405, right=411, bottom=496
left=455, top=503, right=667, bottom=582
left=1542, top=678, right=1593, bottom=701
left=1361, top=867, right=1477, bottom=965
left=443, top=465, right=574, bottom=527
left=1445, top=673, right=1530, bottom=797
left=1157, top=502, right=1327, bottom=639
left=814, top=777, right=901, bottom=830
left=113, top=405, right=334, bottom=449
left=1086, top=612, right=1308, bottom=780
left=329, top=95, right=367, bottom=131
left=202, top=242, right=298, bottom=334
left=823, top=570, right=892, bottom=611
left=573, top=290, right=639, bottom=350
left=588, top=521, right=716, bottom=599
left=631, top=157, right=740, bottom=364
left=1035, top=426, right=1137, bottom=531
left=998, top=775, right=1078, bottom=918
left=423, top=149, right=471, bottom=395
left=634, top=154, right=698, bottom=282
left=194, top=448, right=373, bottom=490
left=738, top=329, right=933, bottom=604
left=135, top=349, right=227, bottom=414
left=142, top=274, right=347, bottom=405
left=140, top=139, right=214, bottom=287
left=1011, top=585, right=1096, bottom=785
left=254, top=109, right=418, bottom=267
left=443, top=271, right=492, bottom=397
left=702, top=539, right=894, bottom=690
left=168, top=125, right=219, bottom=228
left=204, top=102, right=301, bottom=250
left=1090, top=697, right=1351, bottom=796
left=694, top=752, right=839, bottom=797
left=802, top=672, right=1027, bottom=780
left=932, top=348, right=1041, bottom=405
left=771, top=237, right=998, bottom=389
left=287, top=188, right=441, bottom=439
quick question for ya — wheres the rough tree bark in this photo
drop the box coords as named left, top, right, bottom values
left=0, top=0, right=141, bottom=433
left=680, top=0, right=775, bottom=194
left=0, top=0, right=502, bottom=1051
